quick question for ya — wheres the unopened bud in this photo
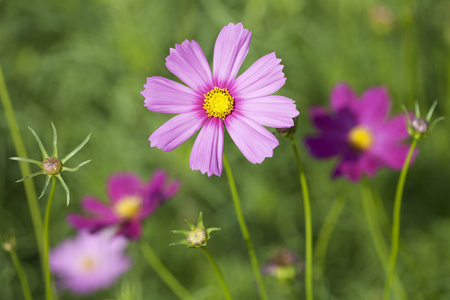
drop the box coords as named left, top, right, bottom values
left=187, top=228, right=207, bottom=246
left=42, top=157, right=62, bottom=175
left=411, top=117, right=428, bottom=134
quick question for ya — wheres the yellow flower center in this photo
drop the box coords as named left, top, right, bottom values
left=114, top=196, right=142, bottom=220
left=348, top=126, right=374, bottom=151
left=203, top=87, right=234, bottom=119
left=80, top=256, right=96, bottom=272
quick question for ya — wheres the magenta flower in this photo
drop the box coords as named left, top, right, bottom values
left=50, top=230, right=130, bottom=294
left=304, top=83, right=416, bottom=182
left=67, top=170, right=179, bottom=240
left=141, top=23, right=299, bottom=176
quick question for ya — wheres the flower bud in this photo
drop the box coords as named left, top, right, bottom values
left=42, top=157, right=62, bottom=175
left=170, top=212, right=220, bottom=248
left=411, top=117, right=428, bottom=134
left=187, top=228, right=207, bottom=246
left=277, top=117, right=298, bottom=138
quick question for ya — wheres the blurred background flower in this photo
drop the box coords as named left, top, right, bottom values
left=304, top=82, right=417, bottom=182
left=67, top=170, right=179, bottom=239
left=50, top=230, right=130, bottom=295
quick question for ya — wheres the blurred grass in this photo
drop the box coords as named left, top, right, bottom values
left=1, top=0, right=450, bottom=299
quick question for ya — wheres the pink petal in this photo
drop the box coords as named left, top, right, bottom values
left=358, top=87, right=391, bottom=127
left=190, top=117, right=224, bottom=176
left=213, top=23, right=252, bottom=88
left=165, top=40, right=213, bottom=94
left=80, top=196, right=114, bottom=214
left=66, top=214, right=119, bottom=231
left=142, top=76, right=202, bottom=114
left=373, top=114, right=410, bottom=142
left=150, top=110, right=207, bottom=152
left=118, top=221, right=142, bottom=240
left=231, top=53, right=286, bottom=99
left=304, top=136, right=348, bottom=158
left=107, top=173, right=142, bottom=203
left=330, top=82, right=359, bottom=113
left=224, top=112, right=279, bottom=164
left=235, top=95, right=298, bottom=128
left=369, top=142, right=417, bottom=170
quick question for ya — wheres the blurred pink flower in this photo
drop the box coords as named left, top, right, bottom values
left=50, top=230, right=130, bottom=295
left=141, top=23, right=299, bottom=176
left=304, top=82, right=416, bottom=182
left=67, top=170, right=179, bottom=239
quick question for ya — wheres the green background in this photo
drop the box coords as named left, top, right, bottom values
left=1, top=0, right=449, bottom=299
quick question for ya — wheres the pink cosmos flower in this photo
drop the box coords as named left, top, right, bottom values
left=141, top=23, right=299, bottom=176
left=304, top=82, right=416, bottom=182
left=50, top=230, right=130, bottom=294
left=67, top=170, right=179, bottom=240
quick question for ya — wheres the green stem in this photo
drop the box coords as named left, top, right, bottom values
left=44, top=177, right=56, bottom=300
left=0, top=64, right=44, bottom=261
left=290, top=137, right=313, bottom=300
left=201, top=247, right=232, bottom=300
left=383, top=139, right=418, bottom=300
left=223, top=154, right=268, bottom=300
left=314, top=193, right=347, bottom=277
left=360, top=181, right=407, bottom=300
left=140, top=242, right=196, bottom=300
left=9, top=249, right=33, bottom=300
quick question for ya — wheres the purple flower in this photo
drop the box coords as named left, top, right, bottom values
left=50, top=230, right=130, bottom=295
left=141, top=23, right=299, bottom=176
left=304, top=82, right=417, bottom=182
left=67, top=170, right=179, bottom=240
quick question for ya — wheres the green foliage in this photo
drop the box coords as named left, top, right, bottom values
left=1, top=0, right=449, bottom=299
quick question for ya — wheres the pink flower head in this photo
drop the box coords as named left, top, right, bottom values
left=141, top=23, right=299, bottom=176
left=67, top=170, right=179, bottom=240
left=304, top=82, right=417, bottom=182
left=50, top=230, right=130, bottom=295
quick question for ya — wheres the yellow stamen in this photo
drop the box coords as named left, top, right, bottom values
left=348, top=126, right=374, bottom=151
left=203, top=87, right=234, bottom=119
left=80, top=257, right=96, bottom=272
left=114, top=196, right=142, bottom=220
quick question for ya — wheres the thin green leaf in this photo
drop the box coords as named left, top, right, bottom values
left=184, top=219, right=196, bottom=230
left=170, top=230, right=189, bottom=237
left=16, top=170, right=44, bottom=182
left=429, top=116, right=444, bottom=132
left=39, top=176, right=51, bottom=199
left=61, top=133, right=92, bottom=164
left=426, top=101, right=438, bottom=122
left=414, top=101, right=420, bottom=117
left=9, top=157, right=42, bottom=166
left=56, top=174, right=70, bottom=206
left=197, top=212, right=204, bottom=228
left=169, top=239, right=190, bottom=247
left=28, top=126, right=49, bottom=159
left=51, top=122, right=58, bottom=157
left=61, top=159, right=92, bottom=172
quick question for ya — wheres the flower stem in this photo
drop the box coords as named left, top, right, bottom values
left=0, top=64, right=44, bottom=261
left=383, top=139, right=418, bottom=300
left=314, top=192, right=347, bottom=278
left=223, top=154, right=268, bottom=300
left=44, top=177, right=56, bottom=300
left=9, top=249, right=33, bottom=300
left=290, top=137, right=313, bottom=300
left=360, top=181, right=407, bottom=300
left=201, top=247, right=232, bottom=300
left=140, top=241, right=196, bottom=300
